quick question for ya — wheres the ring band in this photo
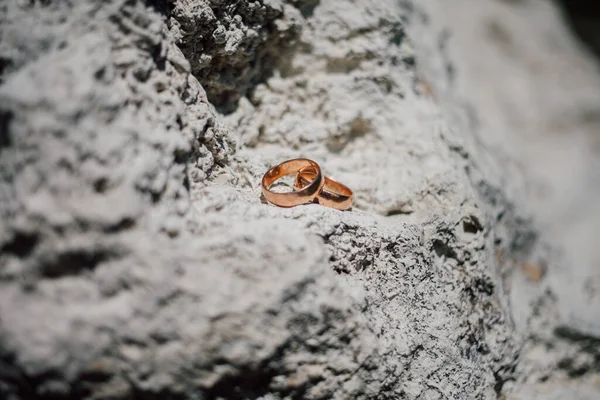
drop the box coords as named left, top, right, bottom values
left=294, top=166, right=354, bottom=211
left=261, top=158, right=324, bottom=207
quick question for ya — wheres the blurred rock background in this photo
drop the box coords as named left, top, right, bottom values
left=0, top=0, right=598, bottom=399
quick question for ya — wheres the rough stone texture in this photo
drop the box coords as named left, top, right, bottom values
left=170, top=0, right=303, bottom=112
left=0, top=1, right=599, bottom=400
left=399, top=0, right=600, bottom=398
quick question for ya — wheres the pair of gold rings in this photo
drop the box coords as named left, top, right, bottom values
left=261, top=158, right=353, bottom=211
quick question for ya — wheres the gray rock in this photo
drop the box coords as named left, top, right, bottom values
left=399, top=0, right=600, bottom=397
left=170, top=0, right=303, bottom=112
left=0, top=0, right=598, bottom=399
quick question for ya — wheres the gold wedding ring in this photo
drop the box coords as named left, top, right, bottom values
left=261, top=158, right=353, bottom=211
left=294, top=165, right=353, bottom=211
left=261, top=158, right=324, bottom=207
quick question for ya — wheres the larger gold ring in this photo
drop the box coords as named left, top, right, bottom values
left=261, top=158, right=324, bottom=207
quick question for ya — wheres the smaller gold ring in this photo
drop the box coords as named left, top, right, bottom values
left=294, top=166, right=353, bottom=211
left=261, top=158, right=324, bottom=207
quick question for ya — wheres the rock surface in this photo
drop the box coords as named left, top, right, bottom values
left=0, top=0, right=598, bottom=399
left=400, top=1, right=600, bottom=398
